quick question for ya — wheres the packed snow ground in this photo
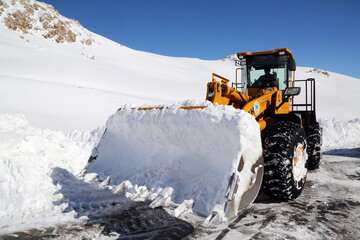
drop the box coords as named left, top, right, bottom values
left=0, top=0, right=360, bottom=238
left=192, top=153, right=360, bottom=240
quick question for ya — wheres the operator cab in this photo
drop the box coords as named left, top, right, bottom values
left=236, top=48, right=296, bottom=92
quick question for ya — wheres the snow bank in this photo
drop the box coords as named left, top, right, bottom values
left=86, top=102, right=262, bottom=216
left=320, top=118, right=360, bottom=150
left=0, top=114, right=93, bottom=233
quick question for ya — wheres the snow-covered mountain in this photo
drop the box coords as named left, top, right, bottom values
left=1, top=0, right=359, bottom=131
left=0, top=0, right=360, bottom=236
left=0, top=0, right=234, bottom=130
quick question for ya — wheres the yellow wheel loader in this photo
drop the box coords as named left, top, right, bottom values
left=86, top=48, right=322, bottom=221
left=207, top=48, right=322, bottom=202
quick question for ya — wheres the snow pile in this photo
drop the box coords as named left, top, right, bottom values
left=320, top=118, right=360, bottom=150
left=0, top=112, right=247, bottom=233
left=0, top=114, right=93, bottom=233
left=86, top=102, right=262, bottom=216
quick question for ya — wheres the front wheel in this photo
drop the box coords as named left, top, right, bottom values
left=262, top=121, right=308, bottom=200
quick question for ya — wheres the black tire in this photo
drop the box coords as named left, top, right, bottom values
left=262, top=121, right=308, bottom=200
left=306, top=122, right=322, bottom=170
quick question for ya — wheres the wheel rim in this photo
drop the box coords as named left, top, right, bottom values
left=292, top=143, right=307, bottom=188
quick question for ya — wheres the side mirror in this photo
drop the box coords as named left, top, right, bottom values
left=284, top=87, right=301, bottom=97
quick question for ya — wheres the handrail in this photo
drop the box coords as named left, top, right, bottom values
left=292, top=78, right=316, bottom=112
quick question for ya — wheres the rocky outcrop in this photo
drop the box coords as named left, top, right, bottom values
left=306, top=68, right=330, bottom=77
left=1, top=0, right=94, bottom=45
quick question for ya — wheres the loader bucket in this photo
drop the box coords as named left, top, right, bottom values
left=86, top=102, right=263, bottom=220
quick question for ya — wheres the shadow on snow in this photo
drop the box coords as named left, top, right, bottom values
left=323, top=148, right=360, bottom=158
left=50, top=167, right=194, bottom=239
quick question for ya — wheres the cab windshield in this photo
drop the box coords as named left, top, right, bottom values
left=245, top=54, right=289, bottom=90
left=247, top=66, right=287, bottom=90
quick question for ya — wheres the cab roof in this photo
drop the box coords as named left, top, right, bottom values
left=237, top=48, right=296, bottom=71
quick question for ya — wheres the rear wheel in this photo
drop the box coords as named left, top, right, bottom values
left=262, top=121, right=308, bottom=200
left=306, top=122, right=322, bottom=170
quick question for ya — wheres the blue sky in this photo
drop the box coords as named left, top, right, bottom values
left=43, top=0, right=360, bottom=78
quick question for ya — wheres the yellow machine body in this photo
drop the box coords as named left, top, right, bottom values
left=206, top=48, right=297, bottom=131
